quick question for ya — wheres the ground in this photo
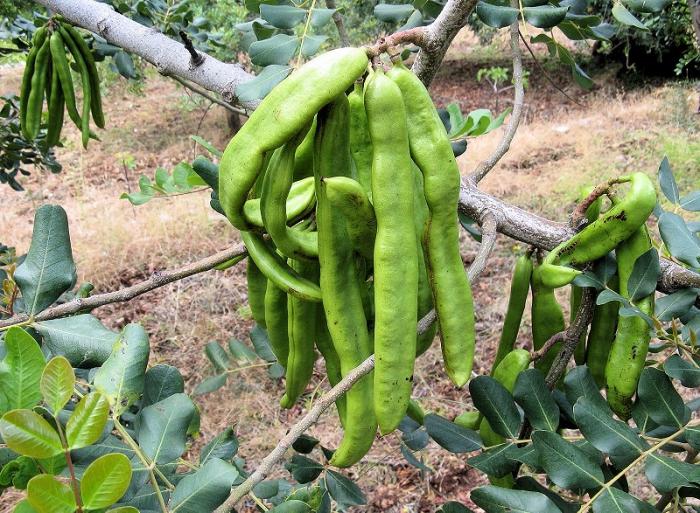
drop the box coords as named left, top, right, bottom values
left=1, top=27, right=699, bottom=513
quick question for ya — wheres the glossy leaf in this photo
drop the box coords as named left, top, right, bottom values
left=564, top=366, right=610, bottom=414
left=81, top=453, right=132, bottom=509
left=626, top=248, right=660, bottom=301
left=645, top=452, right=700, bottom=492
left=658, top=156, right=679, bottom=203
left=94, top=323, right=150, bottom=414
left=664, top=354, right=700, bottom=388
left=471, top=485, right=562, bottom=513
left=35, top=314, right=119, bottom=368
left=522, top=5, right=569, bottom=28
left=637, top=367, right=690, bottom=428
left=611, top=1, right=647, bottom=29
left=658, top=212, right=700, bottom=268
left=400, top=444, right=431, bottom=472
left=12, top=500, right=37, bottom=513
left=469, top=376, right=521, bottom=439
left=467, top=442, right=518, bottom=477
left=138, top=393, right=195, bottom=463
left=0, top=409, right=63, bottom=458
left=287, top=455, right=323, bottom=483
left=515, top=476, right=579, bottom=513
left=573, top=397, right=647, bottom=467
left=655, top=289, right=698, bottom=322
left=142, top=364, right=185, bottom=408
left=532, top=430, right=604, bottom=490
left=26, top=474, right=76, bottom=513
left=591, top=487, right=654, bottom=513
left=0, top=327, right=45, bottom=412
left=236, top=65, right=292, bottom=102
left=325, top=469, right=366, bottom=507
left=14, top=205, right=76, bottom=316
left=424, top=413, right=482, bottom=453
left=40, top=356, right=74, bottom=413
left=249, top=34, right=299, bottom=66
left=167, top=457, right=239, bottom=512
left=513, top=369, right=559, bottom=432
left=66, top=392, right=110, bottom=450
left=200, top=427, right=239, bottom=464
left=476, top=1, right=519, bottom=28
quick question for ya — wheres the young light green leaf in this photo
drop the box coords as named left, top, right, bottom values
left=81, top=453, right=132, bottom=509
left=663, top=354, right=700, bottom=388
left=645, top=452, right=700, bottom=492
left=471, top=485, right=562, bottom=513
left=26, top=474, right=76, bottom=513
left=469, top=376, right=522, bottom=439
left=94, top=323, right=150, bottom=414
left=35, top=314, right=119, bottom=368
left=14, top=205, right=77, bottom=316
left=424, top=414, right=482, bottom=453
left=138, top=393, right=195, bottom=464
left=40, top=356, right=75, bottom=413
left=637, top=367, right=691, bottom=428
left=66, top=392, right=110, bottom=449
left=531, top=430, right=604, bottom=490
left=0, top=327, right=45, bottom=413
left=107, top=508, right=140, bottom=513
left=513, top=369, right=559, bottom=432
left=168, top=458, right=239, bottom=512
left=573, top=397, right=647, bottom=467
left=12, top=499, right=38, bottom=513
left=0, top=410, right=63, bottom=458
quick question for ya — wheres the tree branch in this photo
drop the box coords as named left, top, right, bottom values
left=0, top=245, right=246, bottom=329
left=32, top=0, right=259, bottom=110
left=468, top=211, right=498, bottom=283
left=325, top=0, right=350, bottom=47
left=169, top=75, right=248, bottom=115
left=470, top=9, right=525, bottom=183
left=411, top=0, right=479, bottom=86
left=213, top=354, right=377, bottom=513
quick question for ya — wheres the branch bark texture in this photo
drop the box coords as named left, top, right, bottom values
left=33, top=0, right=259, bottom=110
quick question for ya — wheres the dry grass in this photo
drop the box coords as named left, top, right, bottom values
left=1, top=49, right=699, bottom=512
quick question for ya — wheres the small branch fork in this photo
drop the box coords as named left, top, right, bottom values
left=365, top=27, right=428, bottom=58
left=569, top=176, right=628, bottom=229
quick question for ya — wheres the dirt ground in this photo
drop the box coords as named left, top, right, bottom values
left=1, top=27, right=699, bottom=512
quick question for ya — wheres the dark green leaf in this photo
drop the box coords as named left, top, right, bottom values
left=658, top=156, right=679, bottom=203
left=250, top=325, right=277, bottom=362
left=523, top=5, right=569, bottom=28
left=270, top=501, right=312, bottom=513
left=300, top=35, right=328, bottom=58
left=591, top=487, right=654, bottom=513
left=467, top=443, right=518, bottom=477
left=66, top=392, right=110, bottom=450
left=631, top=400, right=660, bottom=434
left=439, top=501, right=475, bottom=513
left=309, top=8, right=336, bottom=27
left=573, top=397, right=647, bottom=467
left=471, top=485, right=563, bottom=513
left=664, top=354, right=700, bottom=388
left=645, top=452, right=700, bottom=492
left=0, top=410, right=62, bottom=458
left=325, top=470, right=366, bottom=507
left=142, top=364, right=184, bottom=408
left=611, top=1, right=647, bottom=29
left=374, top=3, right=415, bottom=22
left=292, top=433, right=319, bottom=454
left=260, top=4, right=306, bottom=29
left=627, top=248, right=660, bottom=301
left=659, top=212, right=700, bottom=268
left=637, top=367, right=690, bottom=428
left=201, top=427, right=239, bottom=464
left=26, top=474, right=76, bottom=513
left=402, top=426, right=429, bottom=450
left=424, top=414, right=482, bottom=453
left=655, top=289, right=698, bottom=322
left=168, top=458, right=239, bottom=512
left=113, top=51, right=137, bottom=79
left=193, top=374, right=228, bottom=395
left=513, top=369, right=559, bottom=432
left=287, top=455, right=323, bottom=483
left=228, top=338, right=258, bottom=362
left=475, top=1, right=519, bottom=28
left=14, top=205, right=76, bottom=316
left=94, top=323, right=150, bottom=414
left=138, top=393, right=195, bottom=463
left=205, top=341, right=231, bottom=372
left=236, top=65, right=292, bottom=102
left=532, top=430, right=604, bottom=490
left=564, top=366, right=610, bottom=414
left=625, top=0, right=670, bottom=13
left=0, top=327, right=45, bottom=413
left=469, top=376, right=521, bottom=439
left=515, top=476, right=579, bottom=513
left=35, top=314, right=118, bottom=368
left=80, top=453, right=132, bottom=509
left=571, top=62, right=593, bottom=89
left=680, top=191, right=700, bottom=212
left=398, top=9, right=424, bottom=30
left=400, top=444, right=431, bottom=472
left=249, top=34, right=299, bottom=66
left=510, top=443, right=542, bottom=470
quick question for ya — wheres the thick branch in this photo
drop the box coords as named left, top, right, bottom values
left=0, top=245, right=246, bottom=329
left=471, top=13, right=525, bottom=183
left=457, top=179, right=700, bottom=294
left=214, top=355, right=376, bottom=513
left=32, top=0, right=259, bottom=110
left=411, top=0, right=478, bottom=85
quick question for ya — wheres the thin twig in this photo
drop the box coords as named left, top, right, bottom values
left=0, top=244, right=247, bottom=329
left=531, top=331, right=565, bottom=362
left=179, top=30, right=204, bottom=66
left=365, top=27, right=428, bottom=58
left=169, top=74, right=247, bottom=115
left=545, top=287, right=596, bottom=388
left=470, top=7, right=525, bottom=183
left=569, top=176, right=629, bottom=229
left=325, top=0, right=350, bottom=47
left=468, top=212, right=498, bottom=284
